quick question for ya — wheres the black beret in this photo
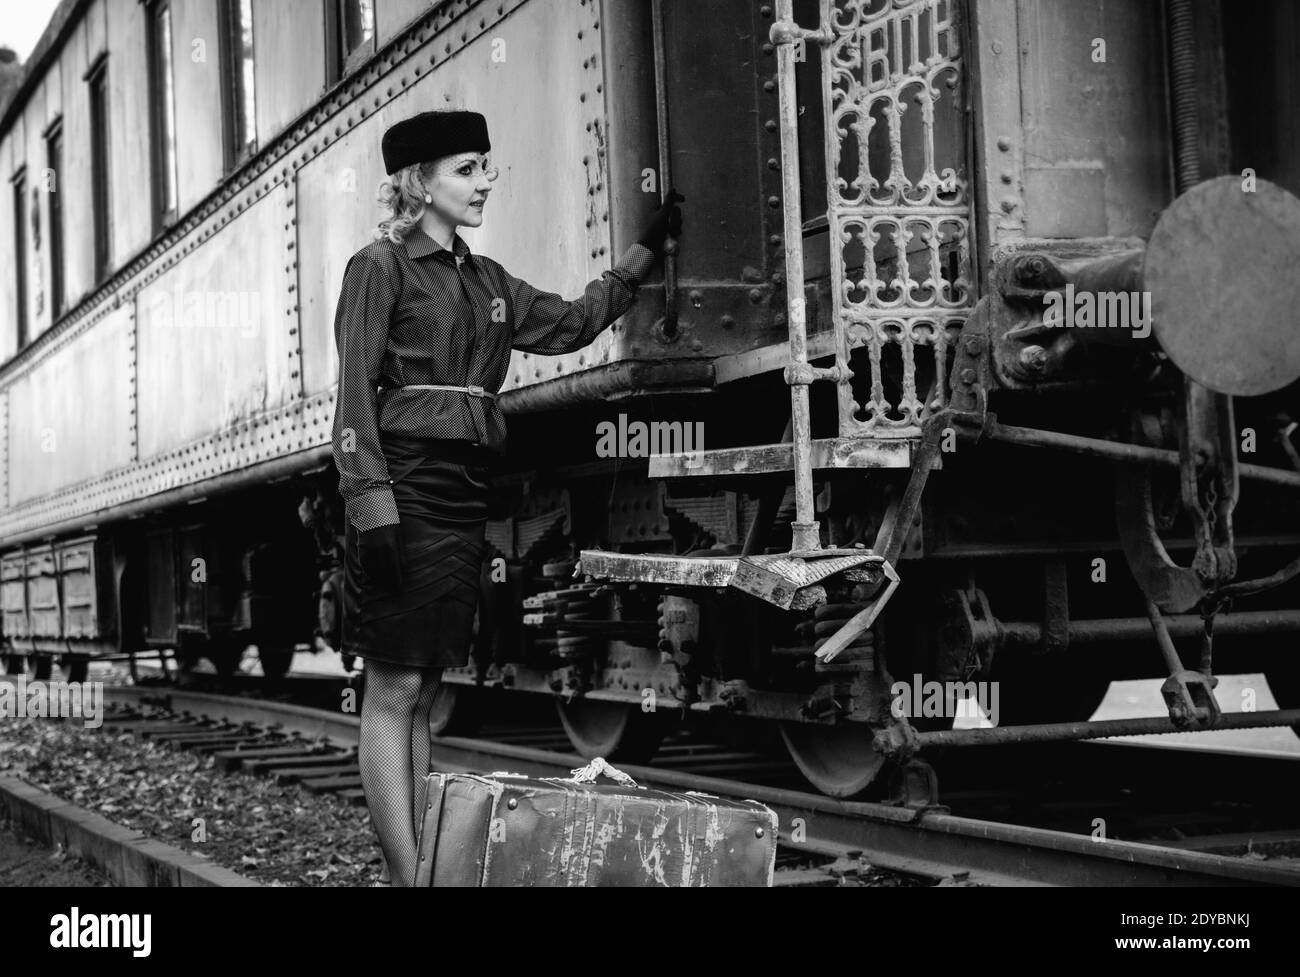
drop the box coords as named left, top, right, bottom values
left=381, top=110, right=491, bottom=175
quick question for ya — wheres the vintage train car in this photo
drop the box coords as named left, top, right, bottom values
left=0, top=0, right=787, bottom=682
left=2, top=0, right=1299, bottom=798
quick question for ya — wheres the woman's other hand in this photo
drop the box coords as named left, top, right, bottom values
left=358, top=523, right=404, bottom=592
left=637, top=188, right=685, bottom=258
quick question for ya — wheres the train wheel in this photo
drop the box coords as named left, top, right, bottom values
left=779, top=721, right=889, bottom=799
left=258, top=645, right=294, bottom=681
left=556, top=699, right=665, bottom=762
left=428, top=684, right=481, bottom=736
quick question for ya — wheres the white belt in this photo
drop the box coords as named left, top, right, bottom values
left=390, top=383, right=496, bottom=401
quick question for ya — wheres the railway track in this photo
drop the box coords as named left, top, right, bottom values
left=80, top=685, right=1300, bottom=886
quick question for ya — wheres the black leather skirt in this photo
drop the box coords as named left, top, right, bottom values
left=342, top=436, right=492, bottom=669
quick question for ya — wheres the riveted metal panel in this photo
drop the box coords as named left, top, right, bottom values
left=378, top=0, right=439, bottom=48
left=298, top=0, right=603, bottom=399
left=105, top=0, right=154, bottom=271
left=136, top=183, right=296, bottom=459
left=0, top=392, right=336, bottom=542
left=297, top=119, right=393, bottom=400
left=968, top=0, right=1024, bottom=271
left=172, top=0, right=225, bottom=217
left=1014, top=0, right=1170, bottom=239
left=253, top=0, right=328, bottom=150
left=7, top=303, right=133, bottom=507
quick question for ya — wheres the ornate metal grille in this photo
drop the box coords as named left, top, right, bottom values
left=822, top=0, right=973, bottom=438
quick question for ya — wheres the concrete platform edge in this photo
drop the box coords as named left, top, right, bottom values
left=0, top=775, right=261, bottom=887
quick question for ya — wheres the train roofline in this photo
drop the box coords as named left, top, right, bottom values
left=0, top=0, right=88, bottom=139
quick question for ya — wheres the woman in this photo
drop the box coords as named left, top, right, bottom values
left=330, top=109, right=683, bottom=886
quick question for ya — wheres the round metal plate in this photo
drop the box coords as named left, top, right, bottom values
left=1147, top=176, right=1300, bottom=396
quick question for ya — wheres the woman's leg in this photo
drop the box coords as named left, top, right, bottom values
left=359, top=659, right=424, bottom=887
left=410, top=667, right=443, bottom=825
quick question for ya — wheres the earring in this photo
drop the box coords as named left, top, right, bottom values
left=424, top=193, right=432, bottom=204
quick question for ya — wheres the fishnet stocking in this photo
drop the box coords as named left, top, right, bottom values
left=411, top=668, right=443, bottom=825
left=359, top=660, right=424, bottom=887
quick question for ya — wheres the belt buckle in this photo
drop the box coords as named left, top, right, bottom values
left=466, top=384, right=485, bottom=397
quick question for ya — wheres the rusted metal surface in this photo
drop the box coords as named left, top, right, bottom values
left=967, top=0, right=1024, bottom=271
left=994, top=609, right=1300, bottom=648
left=578, top=547, right=883, bottom=607
left=1147, top=177, right=1300, bottom=396
left=500, top=359, right=712, bottom=415
left=1115, top=467, right=1206, bottom=618
left=730, top=551, right=884, bottom=610
left=917, top=709, right=1300, bottom=749
left=649, top=0, right=678, bottom=338
left=770, top=0, right=826, bottom=552
left=822, top=0, right=973, bottom=441
left=1014, top=0, right=1170, bottom=239
left=812, top=561, right=900, bottom=663
left=987, top=420, right=1300, bottom=490
left=579, top=551, right=737, bottom=589
left=648, top=436, right=911, bottom=478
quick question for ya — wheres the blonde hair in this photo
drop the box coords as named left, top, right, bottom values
left=374, top=161, right=437, bottom=244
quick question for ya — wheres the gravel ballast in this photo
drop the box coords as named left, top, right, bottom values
left=0, top=715, right=382, bottom=887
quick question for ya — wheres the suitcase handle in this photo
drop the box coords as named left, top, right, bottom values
left=566, top=757, right=639, bottom=787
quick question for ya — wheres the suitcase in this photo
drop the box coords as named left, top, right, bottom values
left=414, top=758, right=779, bottom=886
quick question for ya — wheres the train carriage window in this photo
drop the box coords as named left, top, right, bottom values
left=45, top=120, right=65, bottom=320
left=11, top=168, right=28, bottom=349
left=219, top=0, right=257, bottom=171
left=86, top=56, right=112, bottom=284
left=146, top=0, right=179, bottom=231
left=326, top=0, right=376, bottom=85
